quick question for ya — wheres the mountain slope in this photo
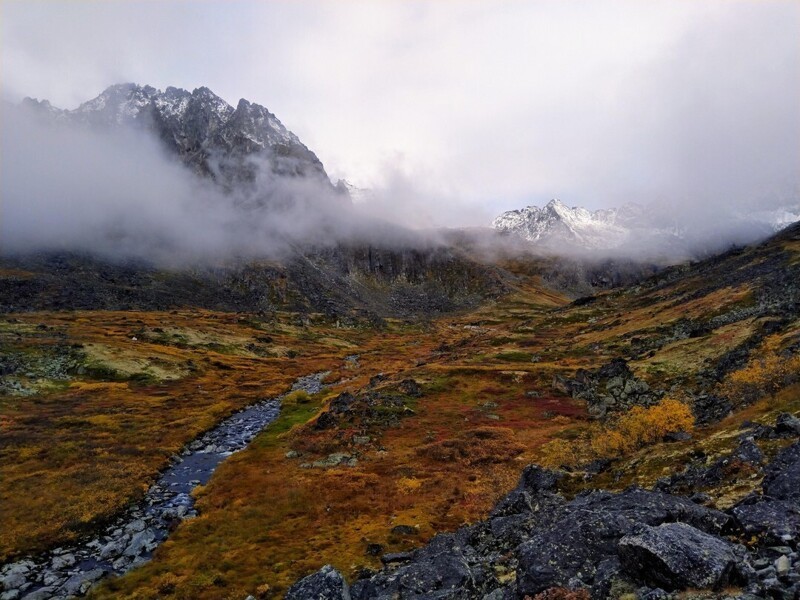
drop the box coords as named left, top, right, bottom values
left=494, top=198, right=800, bottom=256
left=21, top=83, right=332, bottom=189
left=493, top=199, right=638, bottom=249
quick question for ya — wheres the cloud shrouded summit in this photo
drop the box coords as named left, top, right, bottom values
left=2, top=0, right=798, bottom=228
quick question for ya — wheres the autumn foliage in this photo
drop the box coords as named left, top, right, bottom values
left=539, top=397, right=695, bottom=467
left=717, top=335, right=800, bottom=406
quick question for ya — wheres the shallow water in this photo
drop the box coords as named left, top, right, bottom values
left=1, top=372, right=327, bottom=600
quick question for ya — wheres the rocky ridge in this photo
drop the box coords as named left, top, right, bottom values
left=493, top=199, right=800, bottom=256
left=21, top=83, right=335, bottom=191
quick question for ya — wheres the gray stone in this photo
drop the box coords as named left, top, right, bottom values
left=285, top=565, right=350, bottom=600
left=41, top=572, right=64, bottom=588
left=124, top=528, right=156, bottom=557
left=20, top=587, right=54, bottom=600
left=776, top=555, right=791, bottom=577
left=1, top=573, right=26, bottom=593
left=619, top=522, right=743, bottom=591
left=99, top=538, right=126, bottom=560
left=60, top=568, right=104, bottom=597
left=124, top=519, right=146, bottom=534
left=49, top=553, right=75, bottom=571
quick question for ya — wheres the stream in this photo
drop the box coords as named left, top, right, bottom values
left=0, top=372, right=328, bottom=600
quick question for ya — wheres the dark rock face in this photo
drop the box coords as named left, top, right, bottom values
left=776, top=413, right=800, bottom=437
left=618, top=522, right=746, bottom=591
left=731, top=499, right=800, bottom=545
left=554, top=358, right=660, bottom=419
left=284, top=564, right=351, bottom=600
left=353, top=534, right=474, bottom=599
left=23, top=83, right=332, bottom=191
left=514, top=488, right=730, bottom=596
left=762, top=442, right=800, bottom=502
left=0, top=243, right=508, bottom=319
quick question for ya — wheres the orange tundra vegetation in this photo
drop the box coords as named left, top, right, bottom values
left=717, top=334, right=800, bottom=406
left=6, top=259, right=790, bottom=600
left=538, top=397, right=695, bottom=467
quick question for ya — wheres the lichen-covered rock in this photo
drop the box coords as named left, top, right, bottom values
left=618, top=522, right=746, bottom=591
left=775, top=413, right=800, bottom=437
left=762, top=442, right=800, bottom=502
left=731, top=499, right=800, bottom=545
left=285, top=564, right=351, bottom=600
left=514, top=488, right=731, bottom=596
left=352, top=532, right=475, bottom=599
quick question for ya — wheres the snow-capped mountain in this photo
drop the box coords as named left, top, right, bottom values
left=492, top=199, right=643, bottom=249
left=21, top=83, right=332, bottom=189
left=493, top=199, right=800, bottom=256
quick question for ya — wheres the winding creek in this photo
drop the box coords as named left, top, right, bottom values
left=0, top=372, right=328, bottom=600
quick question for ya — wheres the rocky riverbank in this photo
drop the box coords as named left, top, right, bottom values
left=287, top=413, right=800, bottom=600
left=0, top=373, right=327, bottom=600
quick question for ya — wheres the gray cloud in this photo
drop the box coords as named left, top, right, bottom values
left=1, top=0, right=798, bottom=232
left=0, top=104, right=428, bottom=264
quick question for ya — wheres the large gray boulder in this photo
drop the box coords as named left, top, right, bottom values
left=618, top=522, right=747, bottom=591
left=351, top=533, right=475, bottom=599
left=514, top=487, right=731, bottom=596
left=285, top=565, right=350, bottom=600
left=762, top=442, right=800, bottom=502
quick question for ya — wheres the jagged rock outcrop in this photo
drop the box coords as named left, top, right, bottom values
left=285, top=564, right=351, bottom=600
left=21, top=83, right=334, bottom=191
left=492, top=199, right=799, bottom=256
left=553, top=358, right=659, bottom=419
left=618, top=523, right=748, bottom=591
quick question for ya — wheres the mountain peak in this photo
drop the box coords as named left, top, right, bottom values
left=493, top=199, right=800, bottom=255
left=23, top=83, right=333, bottom=189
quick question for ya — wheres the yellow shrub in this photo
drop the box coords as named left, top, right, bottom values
left=538, top=398, right=694, bottom=466
left=283, top=389, right=311, bottom=406
left=538, top=438, right=581, bottom=468
left=397, top=477, right=422, bottom=494
left=592, top=397, right=694, bottom=458
left=717, top=335, right=800, bottom=406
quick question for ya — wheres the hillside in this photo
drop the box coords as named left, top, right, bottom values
left=1, top=223, right=799, bottom=599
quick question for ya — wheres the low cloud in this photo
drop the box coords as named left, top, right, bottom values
left=0, top=104, right=429, bottom=265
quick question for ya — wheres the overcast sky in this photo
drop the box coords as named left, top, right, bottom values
left=2, top=0, right=799, bottom=226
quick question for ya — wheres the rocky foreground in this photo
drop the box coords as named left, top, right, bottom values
left=287, top=414, right=800, bottom=600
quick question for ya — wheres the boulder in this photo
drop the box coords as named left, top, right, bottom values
left=731, top=499, right=800, bottom=545
left=314, top=411, right=337, bottom=430
left=734, top=437, right=765, bottom=465
left=398, top=379, right=422, bottom=397
left=776, top=412, right=800, bottom=437
left=618, top=522, right=745, bottom=591
left=124, top=528, right=156, bottom=557
left=352, top=534, right=474, bottom=599
left=515, top=488, right=731, bottom=596
left=490, top=466, right=564, bottom=519
left=285, top=565, right=351, bottom=600
left=762, top=442, right=800, bottom=502
left=390, top=525, right=418, bottom=536
left=49, top=553, right=76, bottom=570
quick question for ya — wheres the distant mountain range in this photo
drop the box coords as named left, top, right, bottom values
left=21, top=83, right=340, bottom=193
left=493, top=199, right=800, bottom=256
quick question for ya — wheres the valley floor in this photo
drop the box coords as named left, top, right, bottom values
left=2, top=225, right=800, bottom=599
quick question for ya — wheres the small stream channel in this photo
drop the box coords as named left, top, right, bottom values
left=0, top=372, right=328, bottom=600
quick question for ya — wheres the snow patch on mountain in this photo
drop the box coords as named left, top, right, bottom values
left=493, top=199, right=800, bottom=256
left=493, top=199, right=635, bottom=249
